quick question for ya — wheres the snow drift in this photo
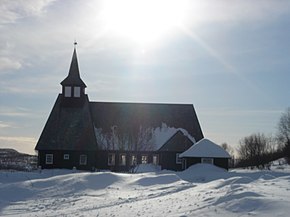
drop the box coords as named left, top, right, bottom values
left=1, top=162, right=290, bottom=216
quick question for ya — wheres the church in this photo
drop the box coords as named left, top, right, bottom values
left=35, top=45, right=230, bottom=171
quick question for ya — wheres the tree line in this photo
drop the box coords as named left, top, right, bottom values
left=226, top=108, right=290, bottom=168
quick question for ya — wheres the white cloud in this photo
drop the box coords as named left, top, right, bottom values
left=0, top=57, right=21, bottom=71
left=0, top=121, right=12, bottom=128
left=0, top=0, right=55, bottom=25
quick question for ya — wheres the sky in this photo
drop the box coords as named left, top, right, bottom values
left=0, top=0, right=290, bottom=155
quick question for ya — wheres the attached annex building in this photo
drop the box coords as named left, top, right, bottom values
left=35, top=46, right=229, bottom=171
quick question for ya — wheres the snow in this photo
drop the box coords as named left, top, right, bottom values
left=152, top=123, right=196, bottom=150
left=133, top=163, right=161, bottom=173
left=95, top=123, right=196, bottom=151
left=1, top=162, right=290, bottom=217
left=180, top=138, right=231, bottom=158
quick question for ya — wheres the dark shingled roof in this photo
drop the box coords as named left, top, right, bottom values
left=60, top=48, right=86, bottom=87
left=35, top=95, right=97, bottom=151
left=90, top=102, right=204, bottom=142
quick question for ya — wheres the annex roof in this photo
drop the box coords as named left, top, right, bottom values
left=179, top=138, right=231, bottom=158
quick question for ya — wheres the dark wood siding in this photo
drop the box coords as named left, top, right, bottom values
left=38, top=150, right=96, bottom=170
left=214, top=158, right=229, bottom=170
left=96, top=150, right=160, bottom=172
left=159, top=152, right=182, bottom=171
left=184, top=157, right=201, bottom=169
left=184, top=157, right=229, bottom=170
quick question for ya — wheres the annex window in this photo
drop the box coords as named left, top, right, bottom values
left=130, top=155, right=137, bottom=166
left=176, top=153, right=182, bottom=164
left=45, top=154, right=53, bottom=164
left=119, top=154, right=126, bottom=166
left=63, top=154, right=69, bottom=160
left=79, top=155, right=87, bottom=165
left=108, top=153, right=115, bottom=166
left=152, top=154, right=159, bottom=165
left=64, top=86, right=72, bottom=97
left=201, top=158, right=214, bottom=164
left=141, top=155, right=148, bottom=164
left=74, top=86, right=81, bottom=97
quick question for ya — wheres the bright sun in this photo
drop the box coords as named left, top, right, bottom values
left=100, top=0, right=189, bottom=45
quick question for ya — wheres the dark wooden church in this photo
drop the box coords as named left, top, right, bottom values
left=35, top=46, right=204, bottom=171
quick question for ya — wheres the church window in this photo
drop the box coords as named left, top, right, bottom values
left=108, top=153, right=115, bottom=166
left=64, top=86, right=72, bottom=97
left=141, top=155, right=148, bottom=164
left=74, top=86, right=81, bottom=97
left=64, top=154, right=69, bottom=160
left=45, top=154, right=53, bottom=164
left=119, top=154, right=126, bottom=166
left=79, top=155, right=87, bottom=165
left=130, top=155, right=137, bottom=166
left=153, top=154, right=159, bottom=165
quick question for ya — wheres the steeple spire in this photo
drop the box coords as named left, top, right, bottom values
left=61, top=42, right=86, bottom=88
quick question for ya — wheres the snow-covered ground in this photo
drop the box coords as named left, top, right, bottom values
left=1, top=161, right=290, bottom=217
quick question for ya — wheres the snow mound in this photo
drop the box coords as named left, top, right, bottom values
left=135, top=173, right=182, bottom=186
left=133, top=164, right=161, bottom=173
left=178, top=163, right=229, bottom=183
left=1, top=167, right=290, bottom=217
left=183, top=163, right=227, bottom=174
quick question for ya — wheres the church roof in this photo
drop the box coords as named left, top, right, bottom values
left=60, top=48, right=87, bottom=87
left=35, top=100, right=203, bottom=152
left=180, top=138, right=231, bottom=158
left=90, top=101, right=204, bottom=143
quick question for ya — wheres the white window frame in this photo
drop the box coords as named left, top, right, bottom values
left=74, top=86, right=81, bottom=97
left=141, top=155, right=148, bottom=164
left=130, top=154, right=137, bottom=166
left=64, top=154, right=69, bottom=160
left=176, top=153, right=182, bottom=164
left=119, top=154, right=126, bottom=166
left=45, top=154, right=53, bottom=164
left=201, top=158, right=214, bottom=164
left=108, top=153, right=115, bottom=166
left=152, top=154, right=159, bottom=165
left=79, top=155, right=87, bottom=165
left=64, top=86, right=72, bottom=97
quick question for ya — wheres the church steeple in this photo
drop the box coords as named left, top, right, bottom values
left=61, top=42, right=86, bottom=99
left=61, top=43, right=86, bottom=88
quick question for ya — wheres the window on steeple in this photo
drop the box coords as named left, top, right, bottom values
left=74, top=86, right=81, bottom=97
left=64, top=86, right=72, bottom=97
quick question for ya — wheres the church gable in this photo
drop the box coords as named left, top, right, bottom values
left=158, top=130, right=195, bottom=152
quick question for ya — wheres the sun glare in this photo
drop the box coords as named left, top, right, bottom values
left=100, top=0, right=188, bottom=45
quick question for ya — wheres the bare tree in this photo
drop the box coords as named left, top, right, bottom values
left=277, top=108, right=290, bottom=162
left=95, top=125, right=154, bottom=151
left=237, top=133, right=269, bottom=168
left=221, top=142, right=235, bottom=157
